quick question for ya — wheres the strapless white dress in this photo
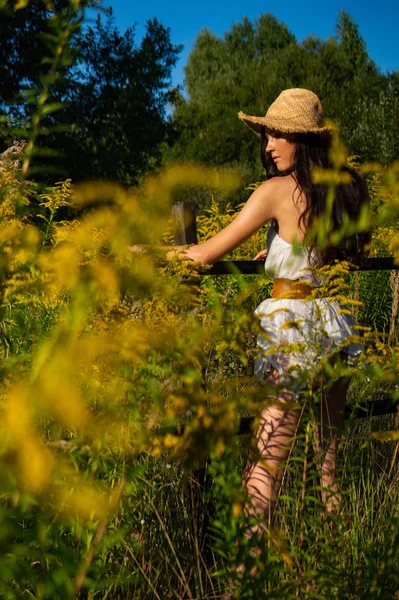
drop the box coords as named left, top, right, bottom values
left=254, top=222, right=362, bottom=385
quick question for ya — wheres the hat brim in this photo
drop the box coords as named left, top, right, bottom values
left=238, top=111, right=331, bottom=137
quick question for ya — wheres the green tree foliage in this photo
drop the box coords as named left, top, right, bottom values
left=168, top=11, right=398, bottom=207
left=346, top=73, right=399, bottom=165
left=58, top=15, right=182, bottom=185
left=0, top=3, right=182, bottom=185
left=170, top=15, right=297, bottom=171
left=0, top=0, right=84, bottom=116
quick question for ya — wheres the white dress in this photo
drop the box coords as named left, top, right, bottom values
left=254, top=221, right=362, bottom=388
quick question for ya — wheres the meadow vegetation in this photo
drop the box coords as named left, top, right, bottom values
left=0, top=1, right=399, bottom=598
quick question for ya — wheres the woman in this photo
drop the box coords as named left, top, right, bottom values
left=184, top=88, right=369, bottom=524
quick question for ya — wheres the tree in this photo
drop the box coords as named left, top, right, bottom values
left=0, top=3, right=182, bottom=185
left=344, top=74, right=399, bottom=165
left=55, top=15, right=182, bottom=185
left=0, top=0, right=83, bottom=116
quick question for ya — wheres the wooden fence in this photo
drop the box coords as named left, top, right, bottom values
left=171, top=202, right=399, bottom=424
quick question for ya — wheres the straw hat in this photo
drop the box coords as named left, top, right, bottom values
left=238, top=88, right=330, bottom=136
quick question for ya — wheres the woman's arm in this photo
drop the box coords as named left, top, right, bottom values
left=184, top=180, right=277, bottom=265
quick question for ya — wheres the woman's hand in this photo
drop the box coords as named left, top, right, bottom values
left=166, top=246, right=188, bottom=261
left=253, top=249, right=267, bottom=261
left=183, top=245, right=206, bottom=264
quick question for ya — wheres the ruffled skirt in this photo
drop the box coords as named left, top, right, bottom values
left=254, top=297, right=362, bottom=387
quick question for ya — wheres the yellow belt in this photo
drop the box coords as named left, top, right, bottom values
left=272, top=278, right=314, bottom=300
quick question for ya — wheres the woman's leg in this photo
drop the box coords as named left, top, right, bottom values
left=315, top=362, right=351, bottom=513
left=242, top=369, right=301, bottom=531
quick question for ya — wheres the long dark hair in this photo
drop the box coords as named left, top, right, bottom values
left=260, top=127, right=370, bottom=266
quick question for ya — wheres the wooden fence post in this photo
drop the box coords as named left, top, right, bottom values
left=172, top=202, right=198, bottom=245
left=171, top=201, right=214, bottom=557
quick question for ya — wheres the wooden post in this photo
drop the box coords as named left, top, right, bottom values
left=171, top=201, right=214, bottom=557
left=172, top=202, right=198, bottom=245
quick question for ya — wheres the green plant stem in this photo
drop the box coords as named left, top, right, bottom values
left=74, top=477, right=126, bottom=595
left=21, top=8, right=82, bottom=179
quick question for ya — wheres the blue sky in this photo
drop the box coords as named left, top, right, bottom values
left=94, top=0, right=398, bottom=90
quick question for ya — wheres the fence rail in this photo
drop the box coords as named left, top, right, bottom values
left=208, top=256, right=397, bottom=275
left=172, top=202, right=399, bottom=421
left=172, top=201, right=398, bottom=274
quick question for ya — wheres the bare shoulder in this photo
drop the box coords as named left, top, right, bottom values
left=253, top=175, right=297, bottom=204
left=242, top=175, right=297, bottom=223
left=257, top=175, right=296, bottom=193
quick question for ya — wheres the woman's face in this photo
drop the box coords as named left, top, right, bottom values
left=265, top=132, right=295, bottom=172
